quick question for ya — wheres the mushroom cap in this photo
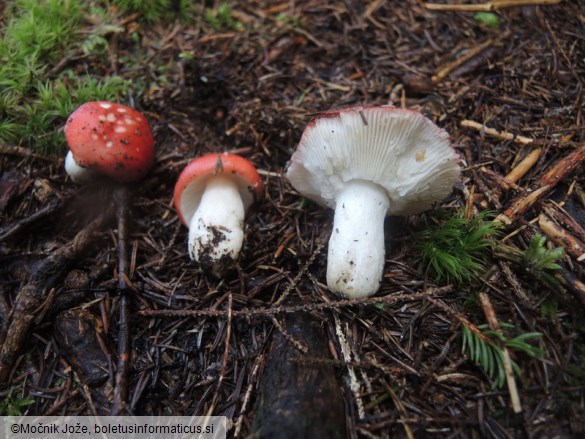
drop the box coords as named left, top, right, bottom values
left=64, top=101, right=155, bottom=183
left=286, top=105, right=460, bottom=215
left=174, top=153, right=263, bottom=226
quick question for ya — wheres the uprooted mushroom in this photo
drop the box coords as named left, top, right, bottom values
left=286, top=105, right=461, bottom=298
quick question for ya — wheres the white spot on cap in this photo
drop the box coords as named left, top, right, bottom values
left=114, top=126, right=127, bottom=133
left=102, top=135, right=107, bottom=140
left=106, top=113, right=117, bottom=122
left=91, top=134, right=98, bottom=140
left=98, top=115, right=106, bottom=122
left=125, top=118, right=136, bottom=125
left=106, top=141, right=113, bottom=148
left=117, top=107, right=127, bottom=113
left=100, top=103, right=112, bottom=109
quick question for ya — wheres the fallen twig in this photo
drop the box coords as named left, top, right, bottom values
left=538, top=144, right=585, bottom=187
left=461, top=120, right=534, bottom=145
left=234, top=353, right=264, bottom=437
left=270, top=315, right=308, bottom=353
left=555, top=269, right=585, bottom=306
left=498, top=144, right=585, bottom=224
left=0, top=197, right=65, bottom=242
left=138, top=287, right=453, bottom=319
left=478, top=292, right=522, bottom=413
left=380, top=381, right=415, bottom=439
left=0, top=144, right=60, bottom=162
left=274, top=240, right=326, bottom=306
left=424, top=0, right=561, bottom=12
left=433, top=40, right=495, bottom=84
left=543, top=201, right=585, bottom=245
left=506, top=148, right=542, bottom=183
left=497, top=186, right=550, bottom=225
left=0, top=207, right=114, bottom=383
left=474, top=142, right=540, bottom=207
left=111, top=187, right=131, bottom=415
left=206, top=293, right=233, bottom=418
left=333, top=312, right=365, bottom=419
left=424, top=288, right=524, bottom=411
left=480, top=167, right=521, bottom=193
left=538, top=214, right=585, bottom=261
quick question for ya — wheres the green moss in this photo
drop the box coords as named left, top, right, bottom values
left=1, top=0, right=82, bottom=62
left=0, top=386, right=35, bottom=416
left=413, top=211, right=500, bottom=285
left=205, top=2, right=243, bottom=31
left=0, top=1, right=136, bottom=153
left=110, top=0, right=195, bottom=22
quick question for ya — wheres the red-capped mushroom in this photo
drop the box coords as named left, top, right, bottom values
left=174, top=153, right=263, bottom=276
left=64, top=101, right=155, bottom=183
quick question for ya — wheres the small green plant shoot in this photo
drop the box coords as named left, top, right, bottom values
left=474, top=12, right=500, bottom=29
left=0, top=387, right=34, bottom=416
left=414, top=211, right=500, bottom=284
left=495, top=235, right=565, bottom=287
left=205, top=3, right=243, bottom=31
left=522, top=235, right=565, bottom=272
left=110, top=0, right=194, bottom=23
left=462, top=322, right=543, bottom=388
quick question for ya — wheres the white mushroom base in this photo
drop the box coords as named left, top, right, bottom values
left=188, top=175, right=245, bottom=277
left=327, top=179, right=390, bottom=298
left=64, top=151, right=98, bottom=183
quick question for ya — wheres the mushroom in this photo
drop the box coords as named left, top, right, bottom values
left=286, top=105, right=461, bottom=298
left=174, top=153, right=263, bottom=276
left=64, top=101, right=155, bottom=183
left=63, top=102, right=155, bottom=411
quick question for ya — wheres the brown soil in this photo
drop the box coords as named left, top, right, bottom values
left=1, top=1, right=584, bottom=437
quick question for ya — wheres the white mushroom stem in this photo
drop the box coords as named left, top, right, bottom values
left=64, top=150, right=98, bottom=184
left=188, top=175, right=245, bottom=276
left=327, top=179, right=390, bottom=298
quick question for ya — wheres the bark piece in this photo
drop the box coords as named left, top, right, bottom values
left=252, top=312, right=346, bottom=439
left=0, top=208, right=113, bottom=383
left=54, top=308, right=110, bottom=387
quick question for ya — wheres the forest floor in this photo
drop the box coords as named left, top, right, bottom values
left=1, top=1, right=584, bottom=437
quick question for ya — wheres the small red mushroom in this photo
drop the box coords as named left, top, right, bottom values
left=174, top=153, right=263, bottom=276
left=64, top=101, right=155, bottom=183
